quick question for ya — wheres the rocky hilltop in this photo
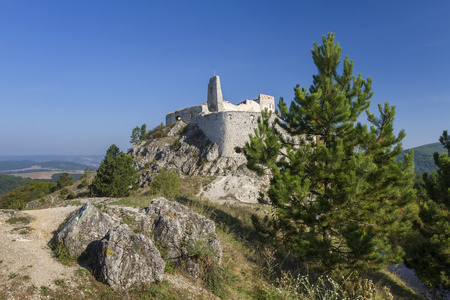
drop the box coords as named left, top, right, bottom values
left=130, top=121, right=269, bottom=204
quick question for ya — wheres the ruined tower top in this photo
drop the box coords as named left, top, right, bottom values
left=207, top=76, right=224, bottom=112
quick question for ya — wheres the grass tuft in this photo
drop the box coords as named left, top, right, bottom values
left=6, top=216, right=30, bottom=225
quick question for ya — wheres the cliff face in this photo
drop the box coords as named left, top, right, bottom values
left=130, top=122, right=242, bottom=183
left=130, top=121, right=269, bottom=203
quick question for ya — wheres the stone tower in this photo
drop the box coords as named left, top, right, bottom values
left=207, top=76, right=224, bottom=112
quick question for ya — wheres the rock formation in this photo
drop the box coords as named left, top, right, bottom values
left=52, top=198, right=222, bottom=291
left=53, top=203, right=115, bottom=257
left=92, top=224, right=165, bottom=292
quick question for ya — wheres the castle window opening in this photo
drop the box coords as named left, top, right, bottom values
left=176, top=116, right=181, bottom=121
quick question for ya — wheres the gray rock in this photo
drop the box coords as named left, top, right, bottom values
left=206, top=143, right=219, bottom=162
left=53, top=203, right=116, bottom=257
left=167, top=120, right=187, bottom=137
left=52, top=198, right=222, bottom=290
left=144, top=197, right=222, bottom=278
left=0, top=209, right=16, bottom=220
left=92, top=224, right=165, bottom=292
left=25, top=200, right=42, bottom=209
left=131, top=124, right=242, bottom=184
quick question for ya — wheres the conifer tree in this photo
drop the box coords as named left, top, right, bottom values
left=92, top=144, right=139, bottom=197
left=130, top=124, right=147, bottom=144
left=405, top=131, right=450, bottom=288
left=244, top=33, right=416, bottom=273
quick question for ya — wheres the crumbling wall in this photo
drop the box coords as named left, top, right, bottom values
left=197, top=111, right=262, bottom=160
left=166, top=105, right=207, bottom=125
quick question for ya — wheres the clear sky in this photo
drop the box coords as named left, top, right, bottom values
left=0, top=0, right=449, bottom=155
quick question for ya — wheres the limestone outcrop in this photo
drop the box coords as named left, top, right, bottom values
left=131, top=122, right=243, bottom=182
left=130, top=121, right=270, bottom=203
left=92, top=224, right=165, bottom=292
left=52, top=203, right=115, bottom=257
left=144, top=197, right=222, bottom=278
left=52, top=198, right=222, bottom=291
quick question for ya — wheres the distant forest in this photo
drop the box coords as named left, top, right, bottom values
left=0, top=174, right=31, bottom=195
left=399, top=142, right=446, bottom=174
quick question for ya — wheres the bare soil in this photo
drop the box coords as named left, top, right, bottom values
left=0, top=206, right=80, bottom=299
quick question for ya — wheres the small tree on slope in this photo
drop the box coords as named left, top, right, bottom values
left=244, top=33, right=416, bottom=273
left=92, top=144, right=139, bottom=197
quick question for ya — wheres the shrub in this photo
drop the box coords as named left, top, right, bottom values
left=6, top=217, right=30, bottom=225
left=49, top=242, right=77, bottom=265
left=172, top=139, right=181, bottom=151
left=66, top=192, right=76, bottom=200
left=60, top=188, right=69, bottom=196
left=144, top=123, right=168, bottom=141
left=56, top=173, right=73, bottom=190
left=150, top=168, right=180, bottom=198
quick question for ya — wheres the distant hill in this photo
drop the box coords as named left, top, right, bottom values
left=0, top=161, right=90, bottom=174
left=400, top=142, right=447, bottom=174
left=0, top=155, right=103, bottom=167
left=0, top=156, right=102, bottom=192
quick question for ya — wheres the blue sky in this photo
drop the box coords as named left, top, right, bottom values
left=0, top=0, right=449, bottom=155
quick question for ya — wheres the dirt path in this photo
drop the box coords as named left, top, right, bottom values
left=0, top=206, right=78, bottom=298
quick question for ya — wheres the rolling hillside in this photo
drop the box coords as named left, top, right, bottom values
left=400, top=142, right=447, bottom=174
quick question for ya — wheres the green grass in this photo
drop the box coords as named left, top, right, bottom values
left=49, top=242, right=78, bottom=265
left=367, top=269, right=425, bottom=300
left=40, top=286, right=50, bottom=296
left=6, top=216, right=30, bottom=225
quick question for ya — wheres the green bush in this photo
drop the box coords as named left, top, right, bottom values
left=172, top=139, right=181, bottom=151
left=150, top=168, right=180, bottom=198
left=56, top=173, right=73, bottom=190
left=66, top=192, right=76, bottom=200
left=49, top=242, right=77, bottom=265
left=144, top=123, right=168, bottom=141
left=6, top=216, right=30, bottom=225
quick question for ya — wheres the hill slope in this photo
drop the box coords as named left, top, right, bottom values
left=400, top=142, right=446, bottom=174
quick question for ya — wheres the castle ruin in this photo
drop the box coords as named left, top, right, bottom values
left=166, top=76, right=275, bottom=160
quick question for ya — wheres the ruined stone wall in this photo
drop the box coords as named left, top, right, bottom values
left=166, top=105, right=207, bottom=125
left=255, top=94, right=275, bottom=111
left=197, top=111, right=261, bottom=160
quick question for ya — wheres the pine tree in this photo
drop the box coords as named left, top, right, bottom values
left=130, top=124, right=147, bottom=144
left=244, top=33, right=416, bottom=273
left=92, top=144, right=139, bottom=197
left=405, top=131, right=450, bottom=288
